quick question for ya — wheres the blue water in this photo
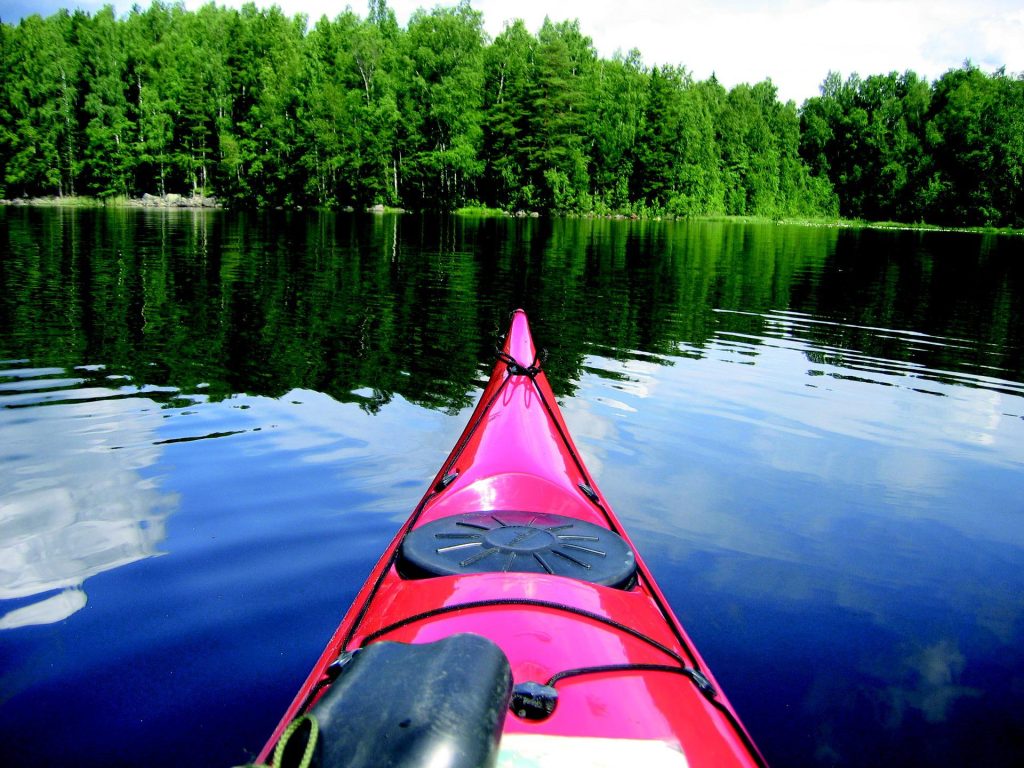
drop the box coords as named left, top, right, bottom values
left=1, top=209, right=1022, bottom=765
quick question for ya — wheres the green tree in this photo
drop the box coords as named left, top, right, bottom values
left=299, top=2, right=403, bottom=208
left=480, top=19, right=537, bottom=210
left=78, top=6, right=134, bottom=198
left=800, top=72, right=868, bottom=217
left=399, top=0, right=485, bottom=209
left=528, top=18, right=596, bottom=212
left=925, top=64, right=1023, bottom=227
left=123, top=1, right=178, bottom=197
left=632, top=66, right=723, bottom=216
left=589, top=49, right=646, bottom=211
left=226, top=4, right=307, bottom=206
left=3, top=11, right=82, bottom=197
left=300, top=12, right=366, bottom=207
left=857, top=72, right=931, bottom=220
left=0, top=20, right=18, bottom=197
left=759, top=82, right=834, bottom=217
left=715, top=82, right=779, bottom=215
left=171, top=2, right=235, bottom=196
left=801, top=65, right=1019, bottom=226
left=351, top=1, right=403, bottom=204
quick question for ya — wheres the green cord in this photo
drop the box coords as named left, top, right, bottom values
left=271, top=715, right=319, bottom=768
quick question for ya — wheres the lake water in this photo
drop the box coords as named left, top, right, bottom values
left=1, top=208, right=1022, bottom=766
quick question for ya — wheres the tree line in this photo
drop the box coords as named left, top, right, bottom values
left=801, top=69, right=1023, bottom=228
left=0, top=1, right=1019, bottom=227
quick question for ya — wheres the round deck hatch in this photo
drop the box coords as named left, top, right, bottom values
left=399, top=511, right=636, bottom=589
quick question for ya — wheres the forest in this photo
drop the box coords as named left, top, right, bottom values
left=0, top=0, right=1021, bottom=227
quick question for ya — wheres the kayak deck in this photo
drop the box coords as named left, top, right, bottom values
left=258, top=310, right=764, bottom=767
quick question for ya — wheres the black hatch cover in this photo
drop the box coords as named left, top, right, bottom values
left=398, top=511, right=637, bottom=589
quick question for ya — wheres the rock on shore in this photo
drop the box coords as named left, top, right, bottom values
left=129, top=193, right=222, bottom=208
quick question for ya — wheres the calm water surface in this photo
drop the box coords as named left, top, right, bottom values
left=1, top=208, right=1022, bottom=766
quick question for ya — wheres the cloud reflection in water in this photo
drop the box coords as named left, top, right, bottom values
left=0, top=369, right=177, bottom=629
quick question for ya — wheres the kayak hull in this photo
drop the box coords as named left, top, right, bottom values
left=258, top=310, right=764, bottom=767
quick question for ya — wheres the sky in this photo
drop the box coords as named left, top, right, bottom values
left=2, top=0, right=1022, bottom=104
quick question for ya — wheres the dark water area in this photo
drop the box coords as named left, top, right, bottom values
left=1, top=208, right=1022, bottom=767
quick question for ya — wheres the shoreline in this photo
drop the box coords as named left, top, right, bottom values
left=1, top=195, right=1019, bottom=235
left=0, top=193, right=223, bottom=209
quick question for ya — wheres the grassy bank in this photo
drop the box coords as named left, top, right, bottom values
left=453, top=205, right=509, bottom=217
left=821, top=218, right=1023, bottom=236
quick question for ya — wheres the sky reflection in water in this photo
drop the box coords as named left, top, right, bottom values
left=567, top=309, right=1023, bottom=765
left=0, top=210, right=1021, bottom=766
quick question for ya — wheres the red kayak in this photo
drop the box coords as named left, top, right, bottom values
left=258, top=309, right=765, bottom=768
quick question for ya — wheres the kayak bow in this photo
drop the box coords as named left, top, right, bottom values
left=258, top=309, right=766, bottom=768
